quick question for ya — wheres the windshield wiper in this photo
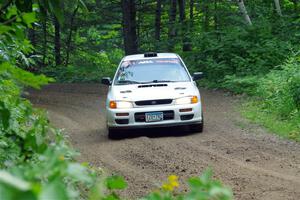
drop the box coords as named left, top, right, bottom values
left=117, top=80, right=177, bottom=85
left=116, top=80, right=142, bottom=85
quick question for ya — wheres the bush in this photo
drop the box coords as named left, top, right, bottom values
left=257, top=56, right=300, bottom=118
left=240, top=55, right=300, bottom=141
left=0, top=62, right=99, bottom=199
left=183, top=23, right=292, bottom=85
left=221, top=75, right=259, bottom=95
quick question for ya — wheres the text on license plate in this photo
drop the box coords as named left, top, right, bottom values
left=145, top=112, right=163, bottom=122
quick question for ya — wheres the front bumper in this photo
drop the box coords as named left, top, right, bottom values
left=106, top=102, right=202, bottom=129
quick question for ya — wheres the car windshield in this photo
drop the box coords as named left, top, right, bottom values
left=114, top=58, right=190, bottom=85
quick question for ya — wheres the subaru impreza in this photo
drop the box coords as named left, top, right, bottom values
left=102, top=52, right=204, bottom=138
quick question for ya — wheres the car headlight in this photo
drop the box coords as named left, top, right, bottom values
left=175, top=96, right=199, bottom=105
left=109, top=101, right=133, bottom=109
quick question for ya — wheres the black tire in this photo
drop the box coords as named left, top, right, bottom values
left=189, top=122, right=203, bottom=133
left=189, top=114, right=204, bottom=133
left=108, top=128, right=121, bottom=139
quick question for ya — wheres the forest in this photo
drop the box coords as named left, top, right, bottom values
left=0, top=0, right=300, bottom=199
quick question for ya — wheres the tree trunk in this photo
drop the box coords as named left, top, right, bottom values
left=121, top=0, right=138, bottom=55
left=137, top=0, right=141, bottom=43
left=214, top=0, right=218, bottom=31
left=178, top=0, right=188, bottom=51
left=274, top=0, right=283, bottom=16
left=237, top=0, right=252, bottom=25
left=65, top=5, right=79, bottom=66
left=178, top=0, right=185, bottom=21
left=155, top=0, right=162, bottom=41
left=202, top=0, right=210, bottom=31
left=189, top=0, right=194, bottom=44
left=189, top=0, right=194, bottom=20
left=168, top=0, right=177, bottom=51
left=54, top=16, right=61, bottom=66
left=178, top=0, right=191, bottom=51
left=28, top=26, right=36, bottom=47
left=42, top=7, right=47, bottom=67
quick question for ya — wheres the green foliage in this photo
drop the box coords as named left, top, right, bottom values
left=186, top=169, right=232, bottom=200
left=239, top=55, right=300, bottom=141
left=0, top=2, right=97, bottom=199
left=105, top=176, right=127, bottom=190
left=0, top=62, right=52, bottom=89
left=0, top=63, right=98, bottom=200
left=41, top=49, right=121, bottom=83
left=214, top=54, right=300, bottom=141
left=0, top=58, right=98, bottom=200
left=184, top=24, right=292, bottom=83
left=140, top=170, right=232, bottom=200
left=221, top=75, right=259, bottom=95
left=257, top=57, right=300, bottom=117
left=241, top=101, right=300, bottom=142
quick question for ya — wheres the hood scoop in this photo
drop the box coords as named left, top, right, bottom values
left=138, top=84, right=168, bottom=88
left=120, top=90, right=132, bottom=93
left=174, top=87, right=186, bottom=90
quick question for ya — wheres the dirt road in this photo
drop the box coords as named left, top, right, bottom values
left=29, top=84, right=300, bottom=200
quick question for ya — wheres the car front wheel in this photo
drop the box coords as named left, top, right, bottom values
left=108, top=128, right=121, bottom=139
left=189, top=114, right=204, bottom=133
left=189, top=122, right=203, bottom=133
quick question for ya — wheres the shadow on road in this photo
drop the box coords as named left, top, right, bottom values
left=109, top=126, right=200, bottom=140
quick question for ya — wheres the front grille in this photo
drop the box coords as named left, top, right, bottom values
left=135, top=99, right=172, bottom=106
left=134, top=110, right=174, bottom=122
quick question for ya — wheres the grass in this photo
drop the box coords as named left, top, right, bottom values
left=239, top=100, right=300, bottom=142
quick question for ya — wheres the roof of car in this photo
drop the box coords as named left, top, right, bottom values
left=123, top=53, right=179, bottom=61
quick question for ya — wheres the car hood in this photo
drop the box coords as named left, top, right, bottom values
left=109, top=82, right=198, bottom=101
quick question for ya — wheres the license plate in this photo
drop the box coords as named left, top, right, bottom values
left=145, top=112, right=163, bottom=122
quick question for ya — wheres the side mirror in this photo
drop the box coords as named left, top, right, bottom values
left=192, top=72, right=204, bottom=81
left=101, top=77, right=112, bottom=85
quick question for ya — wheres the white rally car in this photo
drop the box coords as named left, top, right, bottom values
left=102, top=52, right=204, bottom=138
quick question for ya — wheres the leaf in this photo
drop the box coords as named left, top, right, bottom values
left=78, top=0, right=88, bottom=12
left=105, top=175, right=127, bottom=190
left=22, top=12, right=36, bottom=27
left=103, top=193, right=120, bottom=200
left=67, top=163, right=92, bottom=183
left=188, top=177, right=203, bottom=189
left=6, top=6, right=18, bottom=19
left=17, top=51, right=29, bottom=66
left=209, top=187, right=233, bottom=199
left=0, top=171, right=31, bottom=191
left=39, top=179, right=68, bottom=200
left=199, top=168, right=213, bottom=184
left=0, top=25, right=13, bottom=34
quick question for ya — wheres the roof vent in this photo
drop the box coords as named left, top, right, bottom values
left=144, top=52, right=157, bottom=57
